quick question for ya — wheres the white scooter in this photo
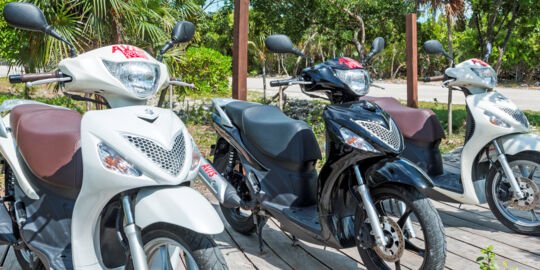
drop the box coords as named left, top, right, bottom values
left=0, top=3, right=235, bottom=269
left=363, top=40, right=540, bottom=235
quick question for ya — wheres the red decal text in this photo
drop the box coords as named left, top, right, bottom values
left=202, top=164, right=218, bottom=178
left=112, top=45, right=148, bottom=59
left=471, top=59, right=489, bottom=67
left=338, top=57, right=363, bottom=69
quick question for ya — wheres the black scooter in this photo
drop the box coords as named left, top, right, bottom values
left=209, top=35, right=446, bottom=269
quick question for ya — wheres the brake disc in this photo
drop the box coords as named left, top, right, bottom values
left=373, top=217, right=405, bottom=263
left=509, top=177, right=539, bottom=211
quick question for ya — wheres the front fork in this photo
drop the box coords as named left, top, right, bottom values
left=492, top=140, right=525, bottom=199
left=122, top=195, right=149, bottom=270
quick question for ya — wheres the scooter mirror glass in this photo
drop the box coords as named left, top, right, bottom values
left=370, top=37, right=385, bottom=55
left=423, top=40, right=445, bottom=55
left=265, top=34, right=297, bottom=54
left=171, top=21, right=195, bottom=44
left=3, top=2, right=49, bottom=33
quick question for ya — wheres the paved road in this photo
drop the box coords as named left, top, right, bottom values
left=246, top=77, right=540, bottom=111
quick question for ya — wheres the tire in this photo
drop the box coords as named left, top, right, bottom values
left=126, top=224, right=227, bottom=270
left=213, top=140, right=256, bottom=235
left=355, top=185, right=446, bottom=270
left=486, top=152, right=540, bottom=236
left=14, top=248, right=45, bottom=270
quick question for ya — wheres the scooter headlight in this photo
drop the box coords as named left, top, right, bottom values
left=471, top=67, right=497, bottom=88
left=339, top=127, right=379, bottom=153
left=483, top=111, right=510, bottom=128
left=103, top=60, right=160, bottom=98
left=98, top=144, right=142, bottom=176
left=335, top=69, right=370, bottom=96
left=190, top=138, right=202, bottom=171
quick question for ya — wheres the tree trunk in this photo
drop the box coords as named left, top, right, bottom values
left=446, top=13, right=453, bottom=136
left=326, top=0, right=366, bottom=57
left=494, top=0, right=519, bottom=73
left=262, top=60, right=267, bottom=103
left=281, top=55, right=289, bottom=76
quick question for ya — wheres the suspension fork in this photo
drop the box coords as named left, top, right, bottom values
left=353, top=165, right=387, bottom=246
left=492, top=140, right=524, bottom=199
left=121, top=194, right=148, bottom=270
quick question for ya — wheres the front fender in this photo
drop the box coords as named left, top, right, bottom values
left=135, top=186, right=224, bottom=235
left=500, top=133, right=540, bottom=156
left=365, top=158, right=434, bottom=191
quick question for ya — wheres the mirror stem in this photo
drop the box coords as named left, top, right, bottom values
left=158, top=41, right=174, bottom=62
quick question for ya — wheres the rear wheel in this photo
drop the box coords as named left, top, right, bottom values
left=213, top=141, right=256, bottom=235
left=355, top=185, right=446, bottom=270
left=126, top=224, right=227, bottom=270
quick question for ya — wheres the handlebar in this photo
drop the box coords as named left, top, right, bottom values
left=423, top=74, right=446, bottom=82
left=169, top=77, right=195, bottom=88
left=9, top=71, right=60, bottom=84
left=270, top=78, right=312, bottom=87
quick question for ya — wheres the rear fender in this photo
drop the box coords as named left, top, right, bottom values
left=365, top=158, right=434, bottom=191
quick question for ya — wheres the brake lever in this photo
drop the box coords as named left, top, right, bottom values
left=371, top=83, right=385, bottom=90
left=169, top=80, right=195, bottom=88
left=26, top=77, right=72, bottom=88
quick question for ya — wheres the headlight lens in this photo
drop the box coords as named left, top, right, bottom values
left=103, top=60, right=160, bottom=98
left=335, top=69, right=370, bottom=96
left=191, top=139, right=201, bottom=171
left=98, top=144, right=142, bottom=176
left=471, top=67, right=497, bottom=88
left=483, top=111, right=510, bottom=128
left=339, top=127, right=379, bottom=153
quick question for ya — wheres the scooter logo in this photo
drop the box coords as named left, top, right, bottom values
left=338, top=57, right=363, bottom=69
left=471, top=59, right=489, bottom=67
left=112, top=45, right=148, bottom=59
left=202, top=164, right=218, bottom=178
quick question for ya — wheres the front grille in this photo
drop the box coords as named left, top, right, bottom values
left=497, top=106, right=529, bottom=128
left=356, top=119, right=402, bottom=151
left=125, top=133, right=186, bottom=176
left=465, top=106, right=475, bottom=142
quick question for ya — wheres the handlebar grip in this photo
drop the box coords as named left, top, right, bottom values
left=423, top=75, right=446, bottom=82
left=9, top=71, right=59, bottom=84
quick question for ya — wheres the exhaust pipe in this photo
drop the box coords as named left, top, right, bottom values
left=198, top=158, right=246, bottom=209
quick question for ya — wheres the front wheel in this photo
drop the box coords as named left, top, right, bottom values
left=126, top=224, right=228, bottom=270
left=355, top=185, right=446, bottom=270
left=486, top=152, right=540, bottom=235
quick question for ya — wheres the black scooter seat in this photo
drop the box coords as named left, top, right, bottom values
left=225, top=101, right=321, bottom=164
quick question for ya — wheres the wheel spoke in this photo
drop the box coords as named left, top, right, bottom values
left=405, top=238, right=425, bottom=257
left=528, top=166, right=537, bottom=180
left=397, top=207, right=413, bottom=228
left=395, top=261, right=402, bottom=270
left=531, top=210, right=539, bottom=221
left=159, top=245, right=173, bottom=270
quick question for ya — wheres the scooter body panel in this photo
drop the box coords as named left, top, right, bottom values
left=71, top=106, right=202, bottom=269
left=499, top=133, right=540, bottom=156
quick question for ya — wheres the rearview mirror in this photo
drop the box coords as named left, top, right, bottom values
left=423, top=40, right=452, bottom=60
left=171, top=21, right=195, bottom=44
left=158, top=21, right=195, bottom=61
left=265, top=34, right=297, bottom=54
left=3, top=2, right=77, bottom=57
left=483, top=42, right=492, bottom=62
left=3, top=2, right=49, bottom=33
left=370, top=37, right=385, bottom=55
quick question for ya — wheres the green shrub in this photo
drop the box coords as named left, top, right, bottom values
left=179, top=46, right=231, bottom=95
left=477, top=245, right=517, bottom=270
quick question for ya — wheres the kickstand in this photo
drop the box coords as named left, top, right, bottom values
left=291, top=236, right=300, bottom=247
left=0, top=245, right=10, bottom=267
left=255, top=215, right=268, bottom=255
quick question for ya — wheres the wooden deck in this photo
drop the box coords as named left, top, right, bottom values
left=210, top=160, right=540, bottom=270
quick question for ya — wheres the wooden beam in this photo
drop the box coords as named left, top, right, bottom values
left=406, top=13, right=418, bottom=108
left=232, top=0, right=249, bottom=100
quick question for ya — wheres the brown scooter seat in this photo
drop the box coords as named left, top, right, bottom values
left=10, top=104, right=83, bottom=190
left=360, top=96, right=445, bottom=143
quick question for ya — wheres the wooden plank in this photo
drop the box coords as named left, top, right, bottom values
left=232, top=0, right=249, bottom=100
left=263, top=220, right=330, bottom=270
left=437, top=211, right=540, bottom=269
left=214, top=227, right=256, bottom=269
left=268, top=219, right=363, bottom=270
left=213, top=205, right=292, bottom=270
left=406, top=13, right=418, bottom=108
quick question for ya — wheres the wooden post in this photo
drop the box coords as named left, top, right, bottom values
left=232, top=0, right=249, bottom=101
left=406, top=13, right=418, bottom=108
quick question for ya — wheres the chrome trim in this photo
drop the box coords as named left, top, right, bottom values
left=354, top=165, right=387, bottom=246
